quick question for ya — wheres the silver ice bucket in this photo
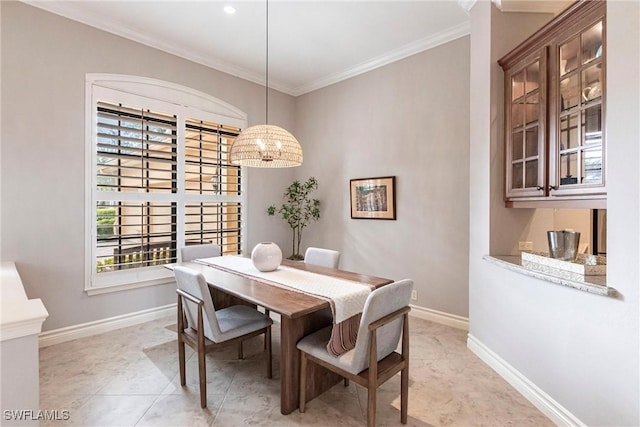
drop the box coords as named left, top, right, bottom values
left=547, top=230, right=580, bottom=261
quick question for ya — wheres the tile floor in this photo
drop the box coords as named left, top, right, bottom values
left=39, top=316, right=553, bottom=426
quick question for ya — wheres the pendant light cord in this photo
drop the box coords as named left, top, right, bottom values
left=265, top=0, right=269, bottom=125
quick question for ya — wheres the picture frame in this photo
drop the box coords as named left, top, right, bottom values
left=350, top=176, right=396, bottom=220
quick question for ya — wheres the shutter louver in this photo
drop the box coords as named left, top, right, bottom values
left=184, top=202, right=242, bottom=255
left=97, top=102, right=177, bottom=193
left=185, top=119, right=241, bottom=196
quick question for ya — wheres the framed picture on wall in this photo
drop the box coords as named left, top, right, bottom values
left=350, top=176, right=396, bottom=220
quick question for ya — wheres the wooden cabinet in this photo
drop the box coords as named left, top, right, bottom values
left=499, top=0, right=606, bottom=208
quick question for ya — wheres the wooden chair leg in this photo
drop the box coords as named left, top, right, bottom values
left=198, top=340, right=207, bottom=408
left=367, top=329, right=378, bottom=427
left=367, top=387, right=376, bottom=427
left=344, top=378, right=349, bottom=387
left=264, top=309, right=271, bottom=349
left=197, top=307, right=207, bottom=409
left=299, top=352, right=307, bottom=413
left=401, top=366, right=409, bottom=424
left=178, top=336, right=186, bottom=386
left=238, top=341, right=244, bottom=360
left=266, top=327, right=273, bottom=379
left=177, top=295, right=186, bottom=386
left=401, top=312, right=410, bottom=424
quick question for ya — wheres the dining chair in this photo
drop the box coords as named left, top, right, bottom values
left=173, top=266, right=273, bottom=408
left=181, top=242, right=272, bottom=320
left=180, top=243, right=221, bottom=261
left=297, top=279, right=413, bottom=427
left=304, top=247, right=341, bottom=269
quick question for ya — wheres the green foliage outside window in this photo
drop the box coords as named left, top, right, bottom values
left=97, top=207, right=116, bottom=237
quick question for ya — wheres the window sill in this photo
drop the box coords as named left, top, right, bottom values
left=85, top=276, right=175, bottom=296
left=483, top=255, right=618, bottom=298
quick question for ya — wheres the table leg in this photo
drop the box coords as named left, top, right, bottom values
left=279, top=308, right=342, bottom=415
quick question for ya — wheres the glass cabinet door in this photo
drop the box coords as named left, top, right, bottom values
left=506, top=49, right=546, bottom=198
left=555, top=20, right=604, bottom=192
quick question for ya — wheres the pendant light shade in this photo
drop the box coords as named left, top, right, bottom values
left=230, top=124, right=303, bottom=168
left=228, top=0, right=303, bottom=168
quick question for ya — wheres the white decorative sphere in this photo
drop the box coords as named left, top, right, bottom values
left=251, top=242, right=283, bottom=272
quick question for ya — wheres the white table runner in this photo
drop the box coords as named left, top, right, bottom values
left=196, top=256, right=371, bottom=324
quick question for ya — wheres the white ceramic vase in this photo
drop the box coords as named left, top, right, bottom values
left=251, top=242, right=283, bottom=272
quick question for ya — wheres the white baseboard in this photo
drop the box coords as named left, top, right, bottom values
left=409, top=304, right=469, bottom=331
left=38, top=303, right=176, bottom=348
left=37, top=303, right=466, bottom=348
left=467, top=334, right=585, bottom=427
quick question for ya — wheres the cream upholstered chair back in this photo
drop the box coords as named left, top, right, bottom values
left=348, top=279, right=413, bottom=374
left=181, top=243, right=221, bottom=262
left=304, top=247, right=341, bottom=269
left=173, top=266, right=223, bottom=341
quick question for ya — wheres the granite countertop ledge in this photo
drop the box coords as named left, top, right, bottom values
left=483, top=255, right=618, bottom=298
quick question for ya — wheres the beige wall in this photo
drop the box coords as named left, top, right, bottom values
left=0, top=2, right=296, bottom=330
left=294, top=37, right=470, bottom=317
left=523, top=209, right=592, bottom=254
left=469, top=2, right=639, bottom=425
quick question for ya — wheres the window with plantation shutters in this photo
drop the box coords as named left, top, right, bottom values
left=87, top=78, right=246, bottom=293
left=184, top=119, right=242, bottom=254
left=95, top=102, right=178, bottom=277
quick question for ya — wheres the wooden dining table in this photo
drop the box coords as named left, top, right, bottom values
left=167, top=258, right=392, bottom=415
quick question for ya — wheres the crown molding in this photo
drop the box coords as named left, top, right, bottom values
left=23, top=1, right=293, bottom=92
left=495, top=0, right=573, bottom=14
left=24, top=1, right=469, bottom=97
left=458, top=0, right=478, bottom=13
left=291, top=21, right=470, bottom=96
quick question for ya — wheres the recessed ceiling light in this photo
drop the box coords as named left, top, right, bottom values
left=224, top=5, right=236, bottom=14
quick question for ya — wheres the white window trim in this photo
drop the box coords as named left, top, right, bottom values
left=85, top=74, right=248, bottom=295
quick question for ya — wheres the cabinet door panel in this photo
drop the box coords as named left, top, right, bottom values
left=560, top=36, right=579, bottom=76
left=560, top=113, right=579, bottom=150
left=525, top=62, right=540, bottom=93
left=582, top=105, right=602, bottom=145
left=582, top=146, right=602, bottom=184
left=512, top=163, right=524, bottom=189
left=560, top=74, right=579, bottom=111
left=554, top=16, right=606, bottom=196
left=525, top=128, right=539, bottom=157
left=526, top=92, right=539, bottom=124
left=512, top=70, right=525, bottom=100
left=560, top=152, right=578, bottom=185
left=504, top=47, right=546, bottom=199
left=525, top=160, right=539, bottom=188
left=512, top=130, right=524, bottom=160
left=582, top=64, right=602, bottom=104
left=582, top=22, right=603, bottom=65
left=512, top=103, right=524, bottom=128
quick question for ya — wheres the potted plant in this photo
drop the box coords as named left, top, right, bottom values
left=267, top=177, right=320, bottom=260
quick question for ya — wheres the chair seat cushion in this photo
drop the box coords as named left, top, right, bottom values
left=215, top=305, right=273, bottom=342
left=296, top=326, right=361, bottom=375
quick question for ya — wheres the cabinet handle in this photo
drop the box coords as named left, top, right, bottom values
left=548, top=185, right=558, bottom=191
left=536, top=186, right=544, bottom=191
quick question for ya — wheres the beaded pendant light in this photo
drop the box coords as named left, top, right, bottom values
left=229, top=0, right=303, bottom=168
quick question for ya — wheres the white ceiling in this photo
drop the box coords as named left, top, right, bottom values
left=24, top=0, right=570, bottom=96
